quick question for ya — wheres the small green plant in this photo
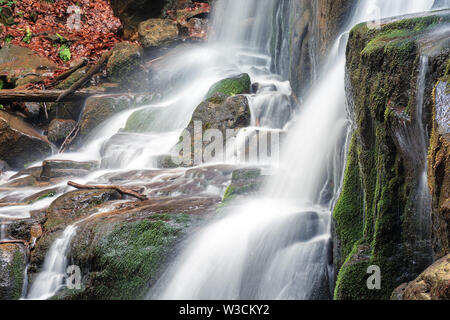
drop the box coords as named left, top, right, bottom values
left=5, top=35, right=13, bottom=43
left=22, top=27, right=32, bottom=43
left=59, top=44, right=71, bottom=62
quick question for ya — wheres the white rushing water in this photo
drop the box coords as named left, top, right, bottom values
left=153, top=0, right=438, bottom=300
left=1, top=0, right=441, bottom=300
left=26, top=225, right=77, bottom=300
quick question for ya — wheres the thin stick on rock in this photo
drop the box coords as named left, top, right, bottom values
left=56, top=51, right=112, bottom=102
left=67, top=181, right=148, bottom=201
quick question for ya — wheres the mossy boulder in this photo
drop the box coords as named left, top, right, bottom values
left=0, top=110, right=53, bottom=169
left=138, top=19, right=179, bottom=49
left=60, top=213, right=193, bottom=300
left=173, top=93, right=251, bottom=166
left=0, top=243, right=27, bottom=300
left=124, top=107, right=171, bottom=133
left=334, top=11, right=450, bottom=299
left=206, top=74, right=251, bottom=99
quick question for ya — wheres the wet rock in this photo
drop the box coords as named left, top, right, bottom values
left=0, top=243, right=27, bottom=300
left=47, top=119, right=77, bottom=144
left=173, top=93, right=251, bottom=167
left=222, top=168, right=264, bottom=203
left=428, top=75, right=450, bottom=259
left=0, top=44, right=56, bottom=87
left=138, top=19, right=179, bottom=49
left=392, top=254, right=450, bottom=300
left=334, top=11, right=450, bottom=299
left=40, top=160, right=99, bottom=181
left=44, top=189, right=122, bottom=232
left=0, top=160, right=10, bottom=173
left=106, top=42, right=145, bottom=90
left=77, top=95, right=135, bottom=143
left=206, top=73, right=251, bottom=99
left=23, top=102, right=41, bottom=119
left=110, top=0, right=170, bottom=35
left=0, top=110, right=53, bottom=169
left=64, top=212, right=194, bottom=299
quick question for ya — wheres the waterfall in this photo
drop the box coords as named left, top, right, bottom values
left=151, top=0, right=437, bottom=300
left=26, top=225, right=77, bottom=300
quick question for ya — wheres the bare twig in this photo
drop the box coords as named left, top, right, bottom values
left=67, top=181, right=148, bottom=200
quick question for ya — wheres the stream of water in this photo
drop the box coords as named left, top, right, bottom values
left=0, top=0, right=441, bottom=300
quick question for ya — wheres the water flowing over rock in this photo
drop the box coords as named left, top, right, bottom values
left=0, top=110, right=53, bottom=169
left=334, top=10, right=450, bottom=300
left=0, top=0, right=448, bottom=302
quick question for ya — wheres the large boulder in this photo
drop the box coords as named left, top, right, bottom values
left=172, top=92, right=251, bottom=167
left=0, top=44, right=56, bottom=87
left=138, top=19, right=179, bottom=49
left=0, top=111, right=53, bottom=169
left=0, top=243, right=27, bottom=300
left=392, top=254, right=450, bottom=300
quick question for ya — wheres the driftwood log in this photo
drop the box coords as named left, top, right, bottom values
left=0, top=88, right=106, bottom=103
left=67, top=181, right=148, bottom=200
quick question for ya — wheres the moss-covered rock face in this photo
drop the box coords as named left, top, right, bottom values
left=206, top=74, right=251, bottom=99
left=0, top=243, right=27, bottom=300
left=428, top=63, right=450, bottom=260
left=59, top=213, right=192, bottom=300
left=334, top=11, right=450, bottom=300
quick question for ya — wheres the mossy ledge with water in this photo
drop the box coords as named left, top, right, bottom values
left=333, top=11, right=450, bottom=300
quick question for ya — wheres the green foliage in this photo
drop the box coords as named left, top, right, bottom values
left=4, top=35, right=13, bottom=43
left=58, top=44, right=71, bottom=62
left=22, top=27, right=32, bottom=44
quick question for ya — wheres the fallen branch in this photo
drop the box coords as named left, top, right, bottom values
left=56, top=51, right=113, bottom=102
left=59, top=123, right=80, bottom=153
left=53, top=58, right=88, bottom=84
left=0, top=240, right=28, bottom=246
left=68, top=181, right=148, bottom=201
left=0, top=88, right=106, bottom=103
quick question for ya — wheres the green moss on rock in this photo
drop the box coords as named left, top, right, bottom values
left=206, top=74, right=251, bottom=99
left=65, top=213, right=192, bottom=300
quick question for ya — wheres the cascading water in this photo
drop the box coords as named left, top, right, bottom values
left=152, top=0, right=438, bottom=300
left=0, top=0, right=442, bottom=301
left=26, top=225, right=77, bottom=300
